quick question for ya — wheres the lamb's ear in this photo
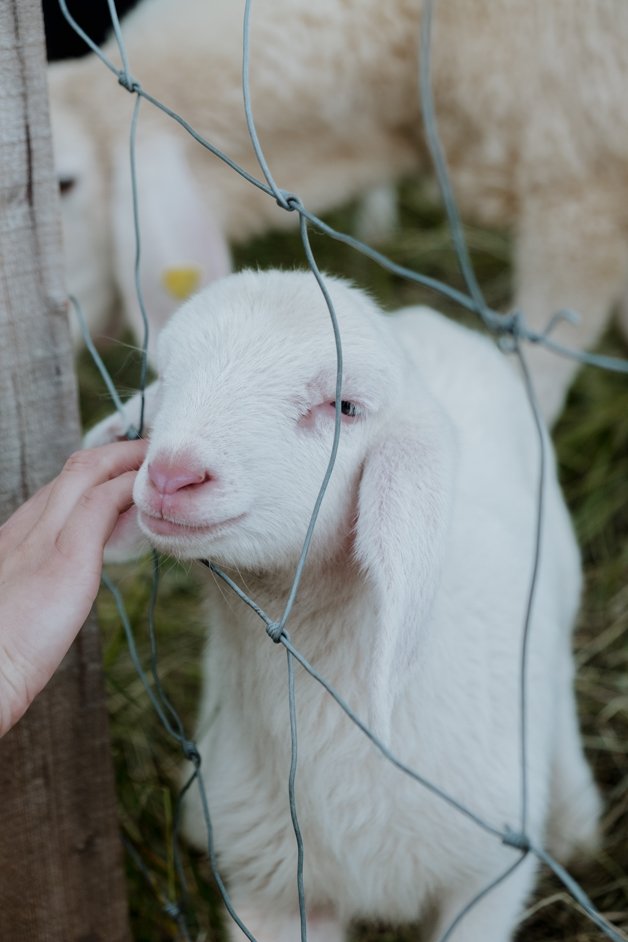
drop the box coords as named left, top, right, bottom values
left=353, top=388, right=456, bottom=741
left=111, top=132, right=232, bottom=359
left=102, top=504, right=152, bottom=564
left=83, top=382, right=160, bottom=448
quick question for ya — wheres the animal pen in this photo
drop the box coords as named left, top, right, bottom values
left=0, top=1, right=627, bottom=940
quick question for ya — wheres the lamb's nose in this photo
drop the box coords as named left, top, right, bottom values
left=147, top=454, right=212, bottom=494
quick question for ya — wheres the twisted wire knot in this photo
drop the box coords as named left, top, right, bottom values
left=502, top=828, right=531, bottom=854
left=266, top=620, right=284, bottom=643
left=497, top=308, right=526, bottom=353
left=118, top=71, right=141, bottom=94
left=275, top=190, right=300, bottom=212
left=510, top=309, right=526, bottom=340
left=182, top=740, right=201, bottom=766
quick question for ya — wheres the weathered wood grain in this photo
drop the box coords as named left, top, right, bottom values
left=0, top=2, right=131, bottom=938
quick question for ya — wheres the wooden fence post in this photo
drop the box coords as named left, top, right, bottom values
left=0, top=2, right=132, bottom=938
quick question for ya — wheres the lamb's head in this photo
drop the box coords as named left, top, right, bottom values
left=48, top=58, right=231, bottom=356
left=49, top=59, right=116, bottom=340
left=91, top=268, right=456, bottom=732
left=131, top=270, right=406, bottom=571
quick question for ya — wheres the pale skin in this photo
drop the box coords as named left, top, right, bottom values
left=0, top=439, right=147, bottom=737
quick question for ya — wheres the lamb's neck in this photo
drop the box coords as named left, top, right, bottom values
left=208, top=548, right=370, bottom=655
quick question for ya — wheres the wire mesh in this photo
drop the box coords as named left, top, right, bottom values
left=55, top=1, right=628, bottom=940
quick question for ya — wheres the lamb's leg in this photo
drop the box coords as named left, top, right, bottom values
left=545, top=664, right=602, bottom=864
left=225, top=903, right=345, bottom=942
left=512, top=183, right=628, bottom=424
left=426, top=853, right=538, bottom=942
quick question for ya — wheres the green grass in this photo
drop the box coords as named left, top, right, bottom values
left=78, top=181, right=628, bottom=941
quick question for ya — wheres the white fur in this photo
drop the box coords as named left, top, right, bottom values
left=86, top=269, right=601, bottom=941
left=50, top=0, right=628, bottom=420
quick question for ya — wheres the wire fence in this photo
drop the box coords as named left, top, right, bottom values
left=55, top=0, right=628, bottom=939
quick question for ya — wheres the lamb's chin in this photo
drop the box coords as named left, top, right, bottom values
left=138, top=511, right=247, bottom=557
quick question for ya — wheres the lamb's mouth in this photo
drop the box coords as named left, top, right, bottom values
left=139, top=511, right=245, bottom=539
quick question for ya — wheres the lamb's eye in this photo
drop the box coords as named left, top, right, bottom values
left=332, top=400, right=360, bottom=418
left=298, top=399, right=364, bottom=430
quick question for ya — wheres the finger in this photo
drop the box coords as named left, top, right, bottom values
left=39, top=439, right=147, bottom=536
left=51, top=469, right=141, bottom=573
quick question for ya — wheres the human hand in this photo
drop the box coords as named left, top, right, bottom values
left=0, top=439, right=147, bottom=736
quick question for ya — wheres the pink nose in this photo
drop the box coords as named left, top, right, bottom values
left=147, top=454, right=212, bottom=494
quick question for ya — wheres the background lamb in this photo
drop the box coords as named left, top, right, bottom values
left=85, top=269, right=601, bottom=941
left=50, top=0, right=628, bottom=422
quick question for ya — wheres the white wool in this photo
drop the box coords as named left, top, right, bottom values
left=51, top=0, right=628, bottom=421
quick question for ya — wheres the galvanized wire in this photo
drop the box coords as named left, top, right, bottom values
left=57, top=1, right=628, bottom=940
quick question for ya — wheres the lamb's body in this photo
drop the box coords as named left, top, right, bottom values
left=52, top=0, right=628, bottom=420
left=187, top=315, right=592, bottom=940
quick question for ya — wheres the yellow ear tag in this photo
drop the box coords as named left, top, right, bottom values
left=162, top=266, right=202, bottom=300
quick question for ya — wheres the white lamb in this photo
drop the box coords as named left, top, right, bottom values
left=86, top=269, right=601, bottom=942
left=50, top=0, right=628, bottom=423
